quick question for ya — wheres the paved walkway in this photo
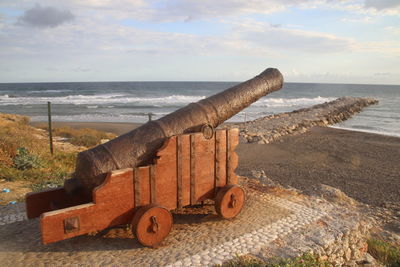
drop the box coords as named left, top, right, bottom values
left=0, top=186, right=330, bottom=266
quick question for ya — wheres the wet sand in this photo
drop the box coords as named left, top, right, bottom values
left=31, top=121, right=400, bottom=207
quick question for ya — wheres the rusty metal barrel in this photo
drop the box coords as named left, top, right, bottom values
left=67, top=68, right=283, bottom=193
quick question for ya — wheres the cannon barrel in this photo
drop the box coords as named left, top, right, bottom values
left=69, top=68, right=283, bottom=192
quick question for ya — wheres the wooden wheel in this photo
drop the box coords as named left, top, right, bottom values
left=215, top=185, right=245, bottom=219
left=131, top=204, right=173, bottom=247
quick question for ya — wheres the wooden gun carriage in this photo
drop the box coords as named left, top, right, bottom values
left=25, top=68, right=283, bottom=247
left=26, top=128, right=245, bottom=246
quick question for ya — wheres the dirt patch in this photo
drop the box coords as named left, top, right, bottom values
left=0, top=180, right=31, bottom=205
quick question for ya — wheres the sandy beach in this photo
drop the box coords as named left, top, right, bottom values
left=31, top=121, right=400, bottom=208
left=31, top=121, right=141, bottom=136
left=237, top=126, right=400, bottom=207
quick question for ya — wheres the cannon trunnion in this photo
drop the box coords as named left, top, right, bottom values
left=26, top=128, right=244, bottom=246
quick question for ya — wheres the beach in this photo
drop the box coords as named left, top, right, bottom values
left=0, top=118, right=396, bottom=266
left=237, top=126, right=400, bottom=207
left=31, top=121, right=141, bottom=136
left=31, top=120, right=400, bottom=208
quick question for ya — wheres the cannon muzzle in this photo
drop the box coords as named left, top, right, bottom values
left=69, top=68, right=283, bottom=192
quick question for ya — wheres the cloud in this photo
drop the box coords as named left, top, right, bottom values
left=385, top=26, right=400, bottom=35
left=230, top=21, right=356, bottom=54
left=17, top=4, right=74, bottom=28
left=341, top=16, right=375, bottom=24
left=364, top=0, right=400, bottom=10
left=140, top=0, right=324, bottom=21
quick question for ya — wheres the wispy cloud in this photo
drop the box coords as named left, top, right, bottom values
left=0, top=0, right=399, bottom=83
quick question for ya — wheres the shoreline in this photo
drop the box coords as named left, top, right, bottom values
left=31, top=120, right=399, bottom=139
left=329, top=125, right=400, bottom=138
left=30, top=121, right=142, bottom=136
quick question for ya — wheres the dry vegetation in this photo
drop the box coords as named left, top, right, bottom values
left=43, top=126, right=116, bottom=147
left=0, top=113, right=116, bottom=203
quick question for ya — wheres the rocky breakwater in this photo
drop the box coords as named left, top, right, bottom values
left=227, top=97, right=378, bottom=144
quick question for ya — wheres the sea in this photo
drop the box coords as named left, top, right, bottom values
left=0, top=81, right=399, bottom=137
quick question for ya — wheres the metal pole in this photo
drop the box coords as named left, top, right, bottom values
left=47, top=101, right=54, bottom=155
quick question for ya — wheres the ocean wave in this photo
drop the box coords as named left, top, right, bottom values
left=253, top=96, right=335, bottom=107
left=0, top=94, right=333, bottom=109
left=0, top=94, right=205, bottom=106
left=29, top=89, right=73, bottom=94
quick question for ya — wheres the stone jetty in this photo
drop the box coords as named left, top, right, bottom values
left=225, top=97, right=378, bottom=144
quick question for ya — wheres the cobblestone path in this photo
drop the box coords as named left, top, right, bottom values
left=0, top=187, right=328, bottom=266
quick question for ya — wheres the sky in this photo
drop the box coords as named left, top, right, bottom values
left=0, top=0, right=399, bottom=84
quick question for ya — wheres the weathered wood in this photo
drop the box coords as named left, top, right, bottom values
left=190, top=134, right=196, bottom=205
left=180, top=134, right=191, bottom=207
left=150, top=165, right=157, bottom=204
left=177, top=136, right=183, bottom=208
left=227, top=128, right=239, bottom=185
left=154, top=137, right=178, bottom=210
left=215, top=130, right=227, bottom=190
left=138, top=166, right=151, bottom=207
left=131, top=204, right=173, bottom=247
left=215, top=184, right=245, bottom=219
left=31, top=128, right=242, bottom=246
left=134, top=167, right=141, bottom=207
left=41, top=169, right=134, bottom=244
left=193, top=133, right=215, bottom=202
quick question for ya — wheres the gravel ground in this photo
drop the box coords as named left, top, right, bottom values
left=237, top=126, right=400, bottom=207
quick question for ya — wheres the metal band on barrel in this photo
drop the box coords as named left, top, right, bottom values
left=100, top=144, right=122, bottom=169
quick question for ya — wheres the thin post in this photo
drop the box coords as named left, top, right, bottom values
left=47, top=101, right=54, bottom=155
left=148, top=113, right=153, bottom=121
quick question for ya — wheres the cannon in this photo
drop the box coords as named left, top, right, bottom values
left=25, top=68, right=283, bottom=247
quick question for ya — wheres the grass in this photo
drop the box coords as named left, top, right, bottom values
left=0, top=113, right=115, bottom=192
left=0, top=114, right=77, bottom=191
left=367, top=238, right=400, bottom=267
left=220, top=253, right=332, bottom=267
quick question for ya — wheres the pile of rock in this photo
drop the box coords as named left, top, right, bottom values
left=225, top=97, right=378, bottom=144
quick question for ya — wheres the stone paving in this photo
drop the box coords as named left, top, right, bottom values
left=0, top=186, right=337, bottom=267
left=0, top=202, right=26, bottom=225
left=168, top=196, right=327, bottom=266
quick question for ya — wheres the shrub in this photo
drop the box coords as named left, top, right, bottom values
left=368, top=238, right=400, bottom=266
left=0, top=114, right=77, bottom=190
left=221, top=253, right=332, bottom=267
left=13, top=147, right=41, bottom=170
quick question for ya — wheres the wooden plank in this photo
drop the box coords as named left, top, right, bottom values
left=134, top=167, right=141, bottom=207
left=138, top=166, right=151, bottom=206
left=154, top=137, right=178, bottom=210
left=150, top=165, right=156, bottom=204
left=177, top=136, right=183, bottom=208
left=193, top=133, right=215, bottom=202
left=215, top=130, right=227, bottom=190
left=180, top=134, right=191, bottom=207
left=190, top=134, right=196, bottom=205
left=227, top=128, right=239, bottom=185
left=41, top=168, right=135, bottom=244
left=26, top=188, right=68, bottom=219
